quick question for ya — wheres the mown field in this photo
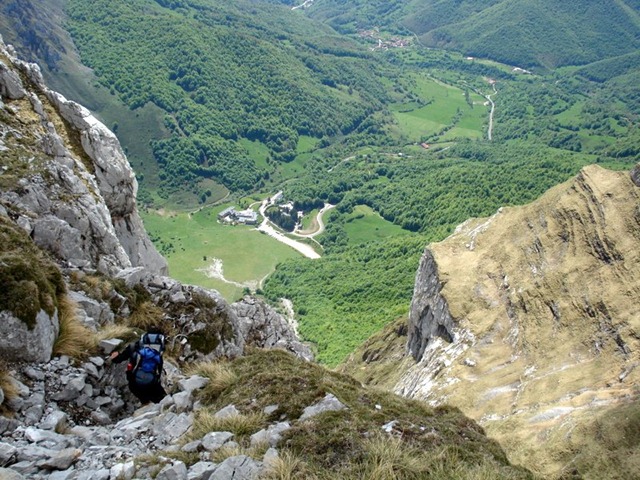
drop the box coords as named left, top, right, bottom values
left=142, top=204, right=300, bottom=301
left=390, top=74, right=488, bottom=142
left=343, top=205, right=411, bottom=244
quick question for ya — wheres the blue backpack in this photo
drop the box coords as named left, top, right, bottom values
left=132, top=333, right=165, bottom=386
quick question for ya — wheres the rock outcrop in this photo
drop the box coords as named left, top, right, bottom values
left=0, top=357, right=273, bottom=479
left=396, top=164, right=640, bottom=474
left=0, top=36, right=167, bottom=277
left=406, top=249, right=454, bottom=361
left=233, top=296, right=314, bottom=362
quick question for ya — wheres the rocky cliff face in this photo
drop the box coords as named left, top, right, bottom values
left=397, top=164, right=640, bottom=474
left=0, top=38, right=167, bottom=277
left=0, top=36, right=325, bottom=478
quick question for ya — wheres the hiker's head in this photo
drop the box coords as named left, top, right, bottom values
left=147, top=326, right=164, bottom=336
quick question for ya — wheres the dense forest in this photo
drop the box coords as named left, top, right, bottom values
left=64, top=0, right=392, bottom=200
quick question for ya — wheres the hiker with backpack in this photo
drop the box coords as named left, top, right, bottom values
left=109, top=327, right=167, bottom=405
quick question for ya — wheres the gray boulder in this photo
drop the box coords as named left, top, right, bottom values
left=177, top=376, right=209, bottom=393
left=40, top=410, right=68, bottom=432
left=36, top=448, right=82, bottom=471
left=300, top=393, right=347, bottom=421
left=0, top=468, right=25, bottom=480
left=250, top=422, right=290, bottom=448
left=0, top=60, right=25, bottom=99
left=109, top=461, right=135, bottom=480
left=156, top=461, right=188, bottom=480
left=209, top=455, right=262, bottom=480
left=0, top=309, right=59, bottom=363
left=173, top=391, right=193, bottom=412
left=263, top=448, right=279, bottom=468
left=187, top=461, right=216, bottom=480
left=201, top=432, right=234, bottom=451
left=152, top=412, right=194, bottom=444
left=214, top=405, right=239, bottom=419
left=0, top=442, right=16, bottom=467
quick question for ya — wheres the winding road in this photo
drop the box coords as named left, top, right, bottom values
left=257, top=194, right=321, bottom=259
left=292, top=203, right=335, bottom=238
left=486, top=83, right=497, bottom=141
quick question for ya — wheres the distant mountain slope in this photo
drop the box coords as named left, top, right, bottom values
left=58, top=0, right=390, bottom=199
left=308, top=0, right=640, bottom=69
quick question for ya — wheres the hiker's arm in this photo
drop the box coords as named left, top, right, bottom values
left=109, top=344, right=134, bottom=363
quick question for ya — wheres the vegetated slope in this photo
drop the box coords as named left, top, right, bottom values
left=62, top=0, right=391, bottom=201
left=0, top=0, right=68, bottom=70
left=306, top=0, right=640, bottom=69
left=191, top=349, right=536, bottom=479
left=378, top=164, right=640, bottom=477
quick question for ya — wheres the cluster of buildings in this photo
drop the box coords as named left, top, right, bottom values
left=358, top=29, right=410, bottom=50
left=217, top=206, right=258, bottom=225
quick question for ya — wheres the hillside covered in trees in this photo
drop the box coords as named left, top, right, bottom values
left=303, top=0, right=640, bottom=69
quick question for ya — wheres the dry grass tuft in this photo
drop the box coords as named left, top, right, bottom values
left=0, top=361, right=20, bottom=413
left=359, top=433, right=427, bottom=480
left=77, top=274, right=113, bottom=300
left=53, top=295, right=96, bottom=359
left=128, top=301, right=165, bottom=331
left=189, top=361, right=238, bottom=400
left=188, top=407, right=267, bottom=442
left=262, top=451, right=316, bottom=480
left=94, top=323, right=138, bottom=345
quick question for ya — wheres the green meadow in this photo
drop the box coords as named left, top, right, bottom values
left=343, top=205, right=411, bottom=245
left=391, top=75, right=487, bottom=141
left=142, top=205, right=301, bottom=301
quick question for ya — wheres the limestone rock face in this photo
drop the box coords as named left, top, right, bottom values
left=406, top=249, right=454, bottom=361
left=631, top=163, right=640, bottom=187
left=397, top=164, right=640, bottom=474
left=0, top=310, right=59, bottom=363
left=0, top=36, right=166, bottom=277
left=232, top=296, right=314, bottom=361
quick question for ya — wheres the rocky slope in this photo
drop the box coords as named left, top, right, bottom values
left=395, top=164, right=640, bottom=475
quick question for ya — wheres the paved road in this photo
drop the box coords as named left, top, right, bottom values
left=258, top=195, right=321, bottom=259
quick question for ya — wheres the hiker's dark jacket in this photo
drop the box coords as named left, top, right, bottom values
left=112, top=341, right=166, bottom=404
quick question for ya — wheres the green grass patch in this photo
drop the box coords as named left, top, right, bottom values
left=555, top=101, right=585, bottom=127
left=300, top=208, right=320, bottom=231
left=392, top=75, right=486, bottom=141
left=343, top=205, right=411, bottom=245
left=191, top=350, right=533, bottom=480
left=277, top=153, right=312, bottom=180
left=238, top=138, right=271, bottom=170
left=297, top=135, right=320, bottom=153
left=145, top=180, right=230, bottom=212
left=141, top=205, right=301, bottom=301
